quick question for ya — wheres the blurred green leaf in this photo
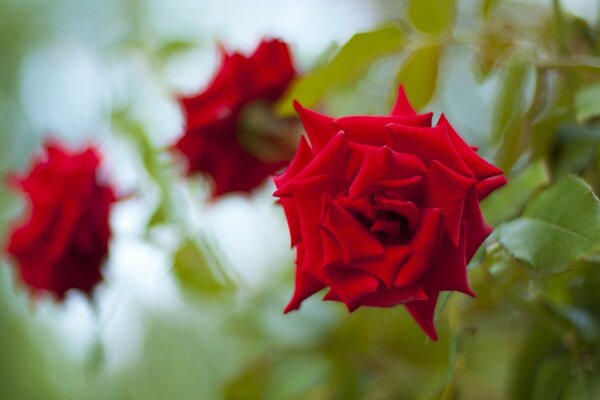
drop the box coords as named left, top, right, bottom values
left=575, top=81, right=600, bottom=123
left=539, top=58, right=600, bottom=76
left=552, top=124, right=600, bottom=177
left=530, top=354, right=571, bottom=400
left=395, top=42, right=442, bottom=110
left=156, top=40, right=197, bottom=62
left=562, top=373, right=600, bottom=399
left=492, top=54, right=536, bottom=172
left=481, top=0, right=501, bottom=19
left=473, top=30, right=514, bottom=79
left=276, top=25, right=406, bottom=116
left=173, top=238, right=233, bottom=295
left=112, top=109, right=175, bottom=228
left=510, top=327, right=565, bottom=400
left=407, top=0, right=455, bottom=36
left=498, top=176, right=600, bottom=273
left=481, top=160, right=550, bottom=226
left=224, top=357, right=271, bottom=400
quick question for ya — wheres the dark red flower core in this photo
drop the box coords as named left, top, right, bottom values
left=274, top=87, right=507, bottom=339
left=174, top=38, right=297, bottom=197
left=6, top=141, right=117, bottom=300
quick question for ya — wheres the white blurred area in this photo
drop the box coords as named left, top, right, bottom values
left=15, top=0, right=395, bottom=371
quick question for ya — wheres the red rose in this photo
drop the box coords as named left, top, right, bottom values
left=6, top=141, right=117, bottom=300
left=274, top=87, right=506, bottom=339
left=174, top=38, right=297, bottom=197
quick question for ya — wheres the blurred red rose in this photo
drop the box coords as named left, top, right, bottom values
left=6, top=141, right=117, bottom=300
left=274, top=87, right=506, bottom=339
left=174, top=38, right=297, bottom=197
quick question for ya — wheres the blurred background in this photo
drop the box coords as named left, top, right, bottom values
left=2, top=0, right=600, bottom=399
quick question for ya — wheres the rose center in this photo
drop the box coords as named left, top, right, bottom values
left=338, top=191, right=421, bottom=245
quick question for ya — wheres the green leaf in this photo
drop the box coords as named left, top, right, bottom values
left=112, top=109, right=175, bottom=228
left=492, top=54, right=535, bottom=173
left=553, top=124, right=600, bottom=177
left=173, top=239, right=233, bottom=295
left=498, top=176, right=600, bottom=273
left=481, top=160, right=550, bottom=226
left=575, top=82, right=600, bottom=123
left=275, top=25, right=406, bottom=116
left=156, top=40, right=197, bottom=62
left=562, top=373, right=600, bottom=400
left=407, top=0, right=455, bottom=35
left=530, top=354, right=571, bottom=400
left=395, top=42, right=442, bottom=110
left=481, top=0, right=501, bottom=19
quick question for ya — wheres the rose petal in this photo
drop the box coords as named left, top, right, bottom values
left=462, top=189, right=493, bottom=260
left=439, top=114, right=505, bottom=182
left=422, top=222, right=474, bottom=296
left=333, top=113, right=432, bottom=146
left=404, top=292, right=439, bottom=340
left=248, top=39, right=296, bottom=100
left=386, top=123, right=473, bottom=177
left=321, top=268, right=380, bottom=312
left=279, top=197, right=302, bottom=246
left=394, top=208, right=444, bottom=288
left=293, top=101, right=337, bottom=151
left=390, top=86, right=418, bottom=116
left=284, top=131, right=348, bottom=192
left=360, top=285, right=427, bottom=307
left=425, top=160, right=476, bottom=246
left=476, top=174, right=508, bottom=200
left=274, top=135, right=314, bottom=189
left=349, top=244, right=411, bottom=288
left=373, top=199, right=421, bottom=231
left=284, top=269, right=325, bottom=313
left=321, top=196, right=384, bottom=263
left=349, top=146, right=425, bottom=199
left=320, top=229, right=345, bottom=268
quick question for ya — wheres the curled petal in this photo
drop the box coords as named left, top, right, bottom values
left=293, top=101, right=337, bottom=151
left=425, top=161, right=476, bottom=246
left=333, top=113, right=432, bottom=146
left=439, top=114, right=505, bottom=184
left=348, top=244, right=411, bottom=289
left=390, top=86, right=418, bottom=116
left=284, top=269, right=325, bottom=313
left=321, top=268, right=379, bottom=312
left=394, top=208, right=444, bottom=288
left=321, top=196, right=384, bottom=263
left=360, top=285, right=427, bottom=308
left=274, top=135, right=314, bottom=189
left=405, top=292, right=440, bottom=340
left=349, top=146, right=425, bottom=199
left=386, top=123, right=472, bottom=177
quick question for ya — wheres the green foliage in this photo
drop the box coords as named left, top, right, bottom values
left=276, top=25, right=406, bottom=115
left=492, top=53, right=536, bottom=173
left=407, top=0, right=455, bottom=36
left=481, top=160, right=550, bottom=226
left=395, top=42, right=442, bottom=110
left=576, top=82, right=600, bottom=123
left=173, top=238, right=234, bottom=296
left=498, top=176, right=600, bottom=273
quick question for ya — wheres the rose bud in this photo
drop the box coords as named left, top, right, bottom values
left=174, top=38, right=298, bottom=197
left=5, top=141, right=117, bottom=300
left=274, top=87, right=506, bottom=340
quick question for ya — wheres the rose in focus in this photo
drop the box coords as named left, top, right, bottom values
left=274, top=87, right=506, bottom=339
left=174, top=38, right=297, bottom=197
left=6, top=142, right=117, bottom=300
